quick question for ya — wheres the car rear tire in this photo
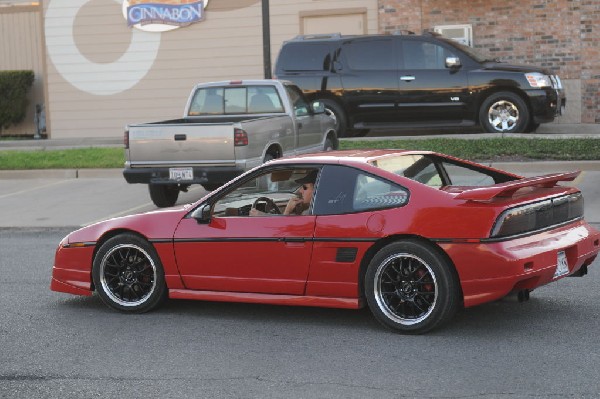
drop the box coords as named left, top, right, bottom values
left=365, top=240, right=460, bottom=334
left=148, top=184, right=179, bottom=207
left=480, top=91, right=530, bottom=133
left=319, top=99, right=349, bottom=138
left=324, top=137, right=334, bottom=151
left=92, top=234, right=167, bottom=313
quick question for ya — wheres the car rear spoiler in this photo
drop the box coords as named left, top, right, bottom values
left=454, top=171, right=580, bottom=202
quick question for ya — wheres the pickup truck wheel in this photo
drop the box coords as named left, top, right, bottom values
left=202, top=184, right=221, bottom=191
left=324, top=138, right=334, bottom=151
left=148, top=184, right=179, bottom=208
left=319, top=99, right=348, bottom=138
left=480, top=92, right=530, bottom=133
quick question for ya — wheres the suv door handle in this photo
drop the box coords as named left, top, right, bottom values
left=174, top=134, right=187, bottom=141
left=400, top=75, right=416, bottom=81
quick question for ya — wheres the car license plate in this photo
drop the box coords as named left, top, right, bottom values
left=169, top=167, right=193, bottom=181
left=553, top=250, right=569, bottom=278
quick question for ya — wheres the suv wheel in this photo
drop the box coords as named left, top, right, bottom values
left=319, top=99, right=348, bottom=138
left=480, top=92, right=530, bottom=133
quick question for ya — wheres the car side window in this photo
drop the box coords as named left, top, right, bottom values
left=313, top=165, right=409, bottom=215
left=211, top=168, right=317, bottom=217
left=372, top=154, right=443, bottom=188
left=343, top=39, right=395, bottom=70
left=442, top=162, right=496, bottom=186
left=402, top=41, right=456, bottom=70
left=285, top=85, right=310, bottom=116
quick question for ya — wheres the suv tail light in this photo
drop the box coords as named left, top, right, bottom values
left=124, top=129, right=129, bottom=149
left=234, top=128, right=248, bottom=146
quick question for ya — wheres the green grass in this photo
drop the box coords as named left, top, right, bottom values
left=340, top=138, right=600, bottom=161
left=0, top=148, right=125, bottom=169
left=0, top=138, right=599, bottom=170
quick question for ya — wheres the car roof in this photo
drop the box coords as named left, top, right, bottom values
left=268, top=149, right=436, bottom=165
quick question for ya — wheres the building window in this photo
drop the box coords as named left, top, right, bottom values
left=434, top=24, right=473, bottom=47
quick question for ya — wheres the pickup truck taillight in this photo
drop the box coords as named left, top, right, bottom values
left=234, top=128, right=248, bottom=146
left=124, top=129, right=129, bottom=149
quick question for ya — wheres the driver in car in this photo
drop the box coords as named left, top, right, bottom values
left=250, top=170, right=316, bottom=216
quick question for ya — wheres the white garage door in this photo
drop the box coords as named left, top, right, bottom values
left=302, top=13, right=365, bottom=35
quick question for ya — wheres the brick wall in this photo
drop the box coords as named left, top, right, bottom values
left=378, top=0, right=600, bottom=123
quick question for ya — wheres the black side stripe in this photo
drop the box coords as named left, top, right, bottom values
left=150, top=237, right=378, bottom=244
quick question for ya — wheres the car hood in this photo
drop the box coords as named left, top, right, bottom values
left=482, top=61, right=553, bottom=75
left=65, top=204, right=193, bottom=245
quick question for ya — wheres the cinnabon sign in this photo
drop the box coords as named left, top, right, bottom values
left=123, top=0, right=207, bottom=31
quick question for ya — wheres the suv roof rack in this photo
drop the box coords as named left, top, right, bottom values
left=389, top=30, right=415, bottom=35
left=291, top=33, right=342, bottom=41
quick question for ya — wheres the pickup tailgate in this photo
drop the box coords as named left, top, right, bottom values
left=127, top=122, right=235, bottom=167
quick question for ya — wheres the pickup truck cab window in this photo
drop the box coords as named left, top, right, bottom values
left=188, top=85, right=285, bottom=115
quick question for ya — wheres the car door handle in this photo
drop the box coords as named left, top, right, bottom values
left=400, top=76, right=416, bottom=81
left=174, top=134, right=187, bottom=141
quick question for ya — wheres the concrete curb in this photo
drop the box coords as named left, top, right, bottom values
left=0, top=169, right=123, bottom=179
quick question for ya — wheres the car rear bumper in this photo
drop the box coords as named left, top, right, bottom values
left=439, top=220, right=600, bottom=308
left=123, top=166, right=244, bottom=185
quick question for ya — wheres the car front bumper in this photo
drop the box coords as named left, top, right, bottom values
left=526, top=87, right=566, bottom=124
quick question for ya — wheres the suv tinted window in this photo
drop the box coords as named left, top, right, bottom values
left=278, top=43, right=331, bottom=71
left=343, top=39, right=394, bottom=70
left=402, top=41, right=456, bottom=70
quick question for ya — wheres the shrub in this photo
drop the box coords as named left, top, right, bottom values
left=0, top=70, right=35, bottom=134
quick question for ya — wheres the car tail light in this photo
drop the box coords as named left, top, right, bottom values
left=234, top=128, right=248, bottom=146
left=491, top=193, right=584, bottom=238
left=124, top=129, right=129, bottom=149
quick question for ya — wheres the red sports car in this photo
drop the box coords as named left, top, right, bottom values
left=51, top=150, right=600, bottom=333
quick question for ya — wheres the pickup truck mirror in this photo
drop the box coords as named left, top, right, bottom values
left=445, top=56, right=461, bottom=69
left=193, top=203, right=212, bottom=223
left=312, top=101, right=325, bottom=114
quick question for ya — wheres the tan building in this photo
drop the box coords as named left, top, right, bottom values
left=1, top=0, right=598, bottom=138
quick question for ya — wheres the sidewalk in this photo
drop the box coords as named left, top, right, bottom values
left=1, top=123, right=599, bottom=151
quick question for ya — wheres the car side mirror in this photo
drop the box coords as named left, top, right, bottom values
left=193, top=203, right=212, bottom=224
left=312, top=101, right=325, bottom=114
left=445, top=56, right=461, bottom=69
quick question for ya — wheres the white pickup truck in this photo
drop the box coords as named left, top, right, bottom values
left=123, top=80, right=338, bottom=207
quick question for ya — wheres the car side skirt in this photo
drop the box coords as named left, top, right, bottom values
left=169, top=289, right=364, bottom=309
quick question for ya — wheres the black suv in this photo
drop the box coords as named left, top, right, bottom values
left=274, top=32, right=566, bottom=137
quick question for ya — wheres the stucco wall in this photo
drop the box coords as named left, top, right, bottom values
left=43, top=0, right=378, bottom=139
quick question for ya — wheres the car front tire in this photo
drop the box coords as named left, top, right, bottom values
left=480, top=91, right=530, bottom=133
left=365, top=240, right=460, bottom=334
left=92, top=234, right=167, bottom=313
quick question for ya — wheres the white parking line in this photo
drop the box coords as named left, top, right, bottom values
left=0, top=180, right=70, bottom=200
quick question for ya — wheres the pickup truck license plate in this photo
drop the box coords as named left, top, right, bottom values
left=553, top=250, right=569, bottom=278
left=169, top=167, right=193, bottom=181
